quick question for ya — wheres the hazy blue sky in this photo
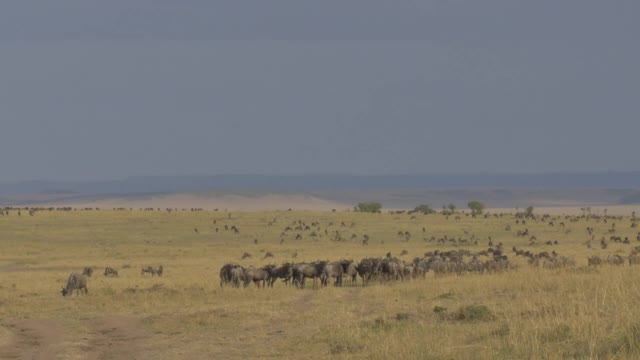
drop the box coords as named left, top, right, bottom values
left=1, top=1, right=638, bottom=182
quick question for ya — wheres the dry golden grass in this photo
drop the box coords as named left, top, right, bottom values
left=1, top=208, right=639, bottom=359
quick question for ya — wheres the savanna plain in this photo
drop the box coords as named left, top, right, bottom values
left=1, top=207, right=640, bottom=359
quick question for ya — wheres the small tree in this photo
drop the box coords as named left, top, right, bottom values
left=414, top=204, right=436, bottom=214
left=524, top=206, right=534, bottom=217
left=354, top=202, right=382, bottom=213
left=467, top=201, right=485, bottom=215
left=447, top=203, right=456, bottom=213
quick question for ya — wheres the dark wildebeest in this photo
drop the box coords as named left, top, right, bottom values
left=243, top=267, right=270, bottom=288
left=587, top=256, right=602, bottom=267
left=265, top=263, right=293, bottom=287
left=82, top=267, right=93, bottom=277
left=104, top=267, right=118, bottom=277
left=61, top=272, right=88, bottom=296
left=321, top=262, right=344, bottom=287
left=219, top=263, right=243, bottom=287
left=357, top=258, right=380, bottom=287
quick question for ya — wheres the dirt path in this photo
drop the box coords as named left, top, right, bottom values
left=0, top=316, right=150, bottom=360
left=78, top=316, right=149, bottom=360
left=0, top=319, right=64, bottom=360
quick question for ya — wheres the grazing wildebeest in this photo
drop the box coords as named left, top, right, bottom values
left=243, top=267, right=270, bottom=288
left=61, top=272, right=88, bottom=296
left=82, top=267, right=93, bottom=277
left=320, top=262, right=344, bottom=287
left=104, top=267, right=118, bottom=277
left=587, top=256, right=602, bottom=266
left=607, top=254, right=624, bottom=266
left=629, top=254, right=640, bottom=266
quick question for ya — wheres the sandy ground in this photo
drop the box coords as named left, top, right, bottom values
left=11, top=192, right=640, bottom=215
left=0, top=317, right=149, bottom=360
left=21, top=193, right=350, bottom=212
left=487, top=205, right=640, bottom=216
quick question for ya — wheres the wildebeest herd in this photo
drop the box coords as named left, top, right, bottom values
left=219, top=247, right=516, bottom=289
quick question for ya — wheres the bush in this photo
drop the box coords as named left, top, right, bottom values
left=525, top=206, right=534, bottom=217
left=453, top=304, right=495, bottom=322
left=433, top=306, right=448, bottom=313
left=436, top=304, right=495, bottom=322
left=467, top=201, right=485, bottom=215
left=354, top=202, right=382, bottom=213
left=414, top=204, right=436, bottom=214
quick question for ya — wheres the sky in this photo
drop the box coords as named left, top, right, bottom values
left=0, top=1, right=638, bottom=182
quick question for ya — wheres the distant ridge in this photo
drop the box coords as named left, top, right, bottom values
left=1, top=172, right=640, bottom=196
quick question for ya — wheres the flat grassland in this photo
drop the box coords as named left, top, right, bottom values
left=1, top=209, right=639, bottom=359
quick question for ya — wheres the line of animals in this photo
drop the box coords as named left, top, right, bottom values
left=60, top=265, right=163, bottom=297
left=219, top=248, right=514, bottom=289
left=513, top=245, right=640, bottom=268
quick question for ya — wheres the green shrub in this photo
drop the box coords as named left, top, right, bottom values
left=414, top=204, right=436, bottom=214
left=354, top=202, right=382, bottom=213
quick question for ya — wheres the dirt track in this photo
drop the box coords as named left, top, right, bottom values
left=0, top=317, right=148, bottom=360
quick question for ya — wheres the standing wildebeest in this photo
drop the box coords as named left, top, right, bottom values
left=587, top=256, right=602, bottom=267
left=357, top=258, right=380, bottom=287
left=607, top=254, right=624, bottom=266
left=265, top=263, right=293, bottom=287
left=61, top=272, right=88, bottom=296
left=292, top=262, right=325, bottom=288
left=141, top=265, right=163, bottom=276
left=82, top=267, right=93, bottom=277
left=243, top=267, right=270, bottom=288
left=104, top=267, right=118, bottom=277
left=340, top=260, right=358, bottom=286
left=629, top=254, right=640, bottom=266
left=320, top=262, right=344, bottom=287
left=231, top=266, right=245, bottom=288
left=220, top=263, right=241, bottom=287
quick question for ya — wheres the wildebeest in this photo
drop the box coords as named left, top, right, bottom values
left=104, top=267, right=118, bottom=277
left=141, top=265, right=163, bottom=276
left=629, top=254, right=640, bottom=266
left=320, top=262, right=344, bottom=287
left=607, top=254, right=624, bottom=266
left=61, top=272, right=88, bottom=296
left=340, top=260, right=358, bottom=286
left=292, top=262, right=325, bottom=288
left=357, top=258, right=380, bottom=287
left=231, top=266, right=245, bottom=287
left=82, top=267, right=93, bottom=277
left=264, top=263, right=293, bottom=287
left=243, top=267, right=270, bottom=288
left=587, top=256, right=602, bottom=267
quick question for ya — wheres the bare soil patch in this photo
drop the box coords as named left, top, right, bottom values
left=0, top=319, right=64, bottom=360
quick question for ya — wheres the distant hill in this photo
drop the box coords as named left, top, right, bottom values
left=1, top=173, right=639, bottom=208
left=1, top=172, right=640, bottom=196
